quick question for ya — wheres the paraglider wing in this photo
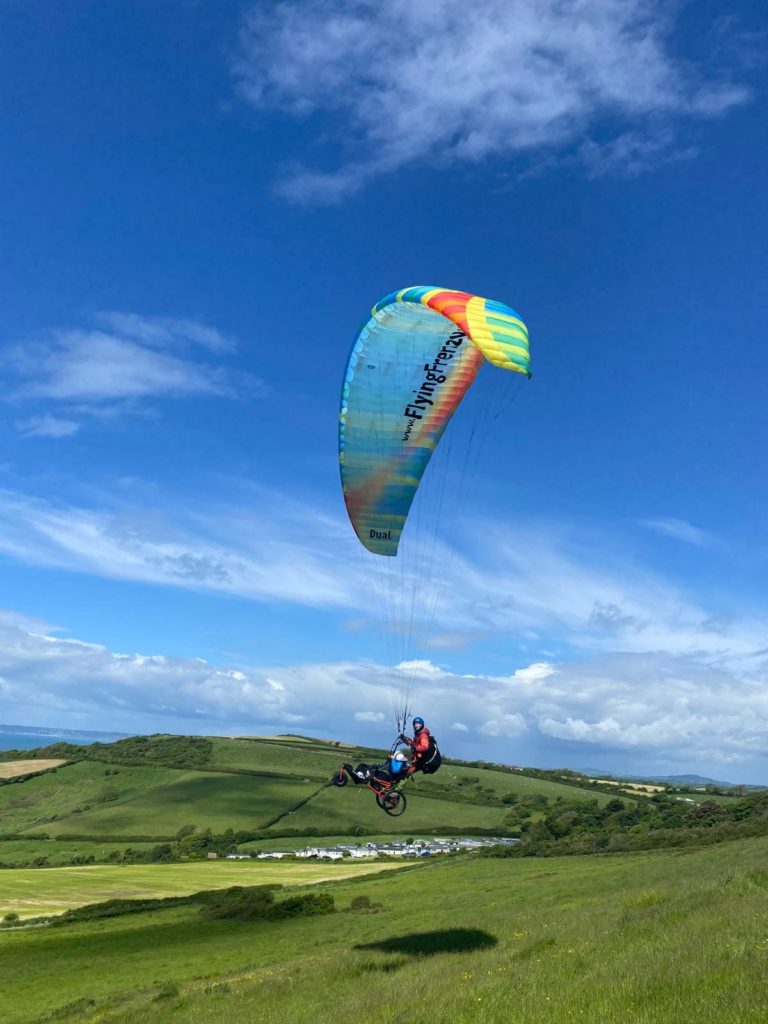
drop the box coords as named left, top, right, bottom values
left=339, top=286, right=530, bottom=555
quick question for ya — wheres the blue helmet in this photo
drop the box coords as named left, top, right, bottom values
left=413, top=716, right=425, bottom=730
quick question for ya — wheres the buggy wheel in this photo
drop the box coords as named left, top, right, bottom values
left=377, top=790, right=407, bottom=816
left=331, top=769, right=348, bottom=786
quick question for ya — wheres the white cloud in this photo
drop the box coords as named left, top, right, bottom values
left=395, top=659, right=444, bottom=677
left=234, top=0, right=749, bottom=200
left=511, top=662, right=557, bottom=684
left=3, top=612, right=765, bottom=775
left=93, top=313, right=236, bottom=353
left=638, top=517, right=720, bottom=549
left=9, top=331, right=232, bottom=403
left=354, top=710, right=386, bottom=723
left=3, top=314, right=249, bottom=438
left=15, top=415, right=80, bottom=439
left=479, top=714, right=528, bottom=738
left=458, top=525, right=768, bottom=669
left=0, top=488, right=766, bottom=673
left=579, top=128, right=698, bottom=178
left=0, top=488, right=359, bottom=609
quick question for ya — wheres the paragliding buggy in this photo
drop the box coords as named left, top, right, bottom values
left=331, top=740, right=411, bottom=816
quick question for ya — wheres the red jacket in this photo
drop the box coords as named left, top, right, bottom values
left=407, top=727, right=431, bottom=765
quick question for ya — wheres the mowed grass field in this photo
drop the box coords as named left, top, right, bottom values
left=0, top=859, right=407, bottom=918
left=2, top=836, right=767, bottom=1024
left=0, top=759, right=67, bottom=779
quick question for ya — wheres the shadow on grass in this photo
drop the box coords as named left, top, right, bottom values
left=355, top=928, right=497, bottom=958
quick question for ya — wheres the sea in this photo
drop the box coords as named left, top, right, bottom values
left=0, top=724, right=127, bottom=752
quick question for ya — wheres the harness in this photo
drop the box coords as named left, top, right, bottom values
left=419, top=733, right=442, bottom=774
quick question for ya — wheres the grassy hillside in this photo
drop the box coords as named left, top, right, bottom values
left=0, top=762, right=179, bottom=835
left=32, top=772, right=320, bottom=837
left=271, top=782, right=508, bottom=833
left=1, top=734, right=623, bottom=853
left=2, top=835, right=767, bottom=1024
left=205, top=737, right=347, bottom=778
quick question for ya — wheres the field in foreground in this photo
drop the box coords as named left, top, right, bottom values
left=2, top=835, right=767, bottom=1024
left=0, top=860, right=407, bottom=918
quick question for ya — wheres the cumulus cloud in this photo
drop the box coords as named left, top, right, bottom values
left=354, top=710, right=386, bottom=723
left=395, top=659, right=444, bottom=677
left=479, top=714, right=528, bottom=738
left=234, top=0, right=749, bottom=200
left=2, top=612, right=766, bottom=777
left=3, top=314, right=249, bottom=438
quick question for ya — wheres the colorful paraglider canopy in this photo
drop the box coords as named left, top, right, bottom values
left=339, top=286, right=530, bottom=556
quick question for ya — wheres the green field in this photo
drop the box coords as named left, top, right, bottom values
left=0, top=762, right=178, bottom=834
left=32, top=772, right=320, bottom=837
left=438, top=764, right=621, bottom=804
left=273, top=782, right=508, bottom=833
left=0, top=859, right=406, bottom=918
left=2, top=835, right=767, bottom=1023
left=206, top=737, right=346, bottom=777
left=0, top=838, right=156, bottom=868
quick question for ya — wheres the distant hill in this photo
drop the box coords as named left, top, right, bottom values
left=582, top=769, right=764, bottom=790
left=646, top=774, right=763, bottom=789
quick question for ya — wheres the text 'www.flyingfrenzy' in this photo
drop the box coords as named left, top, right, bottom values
left=402, top=331, right=465, bottom=441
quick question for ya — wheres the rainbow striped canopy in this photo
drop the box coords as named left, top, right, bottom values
left=339, top=286, right=530, bottom=556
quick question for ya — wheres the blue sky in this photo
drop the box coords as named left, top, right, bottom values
left=1, top=0, right=767, bottom=781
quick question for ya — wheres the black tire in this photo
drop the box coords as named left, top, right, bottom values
left=377, top=790, right=407, bottom=816
left=331, top=770, right=348, bottom=787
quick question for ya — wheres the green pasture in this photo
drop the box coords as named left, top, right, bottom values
left=437, top=764, right=622, bottom=805
left=29, top=772, right=320, bottom=837
left=206, top=737, right=346, bottom=778
left=2, top=836, right=767, bottom=1024
left=669, top=791, right=739, bottom=805
left=0, top=859, right=405, bottom=918
left=0, top=762, right=179, bottom=835
left=268, top=782, right=508, bottom=833
left=0, top=838, right=155, bottom=868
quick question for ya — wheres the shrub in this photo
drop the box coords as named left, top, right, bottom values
left=201, top=886, right=276, bottom=921
left=268, top=892, right=335, bottom=919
